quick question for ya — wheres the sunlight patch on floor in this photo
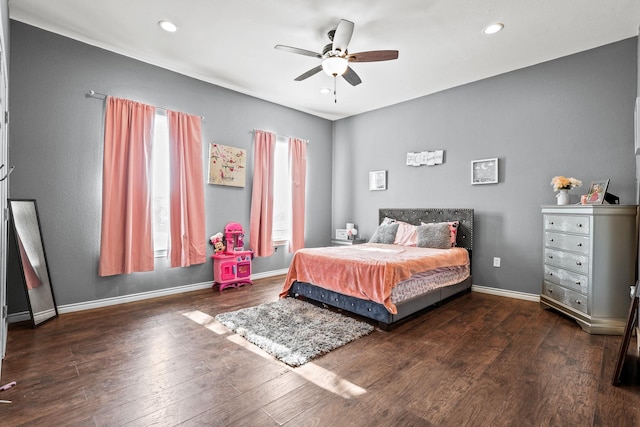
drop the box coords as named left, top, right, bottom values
left=182, top=310, right=229, bottom=334
left=226, top=332, right=276, bottom=359
left=184, top=310, right=368, bottom=399
left=293, top=362, right=367, bottom=398
left=226, top=334, right=366, bottom=398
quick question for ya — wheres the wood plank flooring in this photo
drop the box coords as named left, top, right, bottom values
left=1, top=275, right=640, bottom=426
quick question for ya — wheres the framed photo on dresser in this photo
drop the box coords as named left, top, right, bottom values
left=585, top=179, right=609, bottom=204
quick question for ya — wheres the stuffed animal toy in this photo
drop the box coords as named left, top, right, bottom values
left=209, top=232, right=226, bottom=253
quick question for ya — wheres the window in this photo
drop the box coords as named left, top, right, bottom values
left=272, top=135, right=291, bottom=243
left=152, top=113, right=170, bottom=257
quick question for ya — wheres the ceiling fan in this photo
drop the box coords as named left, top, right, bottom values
left=275, top=19, right=398, bottom=96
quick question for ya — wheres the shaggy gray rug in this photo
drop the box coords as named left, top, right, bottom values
left=215, top=297, right=375, bottom=367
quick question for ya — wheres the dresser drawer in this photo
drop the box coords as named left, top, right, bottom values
left=543, top=282, right=589, bottom=314
left=544, top=248, right=589, bottom=275
left=543, top=265, right=588, bottom=294
left=543, top=215, right=590, bottom=235
left=544, top=232, right=590, bottom=255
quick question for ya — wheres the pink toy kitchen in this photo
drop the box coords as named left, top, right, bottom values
left=212, top=222, right=253, bottom=291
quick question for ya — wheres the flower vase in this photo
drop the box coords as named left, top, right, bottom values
left=556, top=189, right=570, bottom=205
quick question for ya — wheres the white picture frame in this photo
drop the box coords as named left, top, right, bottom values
left=471, top=158, right=498, bottom=185
left=369, top=170, right=387, bottom=191
left=584, top=179, right=610, bottom=205
left=335, top=229, right=348, bottom=240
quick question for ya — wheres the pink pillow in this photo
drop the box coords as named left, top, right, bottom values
left=393, top=221, right=418, bottom=246
left=421, top=221, right=458, bottom=247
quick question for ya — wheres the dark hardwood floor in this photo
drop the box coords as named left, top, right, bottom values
left=1, top=276, right=640, bottom=426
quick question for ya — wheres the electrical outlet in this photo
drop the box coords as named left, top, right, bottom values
left=493, top=257, right=501, bottom=268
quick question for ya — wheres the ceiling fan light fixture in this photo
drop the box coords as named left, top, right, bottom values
left=483, top=23, right=504, bottom=35
left=319, top=87, right=331, bottom=94
left=158, top=20, right=178, bottom=33
left=322, top=56, right=348, bottom=76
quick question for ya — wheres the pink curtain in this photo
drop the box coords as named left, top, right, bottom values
left=289, top=138, right=307, bottom=252
left=99, top=97, right=155, bottom=276
left=167, top=110, right=206, bottom=268
left=249, top=130, right=276, bottom=257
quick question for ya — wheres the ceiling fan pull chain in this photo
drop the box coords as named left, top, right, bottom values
left=334, top=75, right=337, bottom=103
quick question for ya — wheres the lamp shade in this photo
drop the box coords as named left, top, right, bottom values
left=322, top=57, right=348, bottom=76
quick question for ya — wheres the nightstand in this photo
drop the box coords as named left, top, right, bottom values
left=331, top=238, right=367, bottom=246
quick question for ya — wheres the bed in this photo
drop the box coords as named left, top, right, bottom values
left=281, top=208, right=474, bottom=329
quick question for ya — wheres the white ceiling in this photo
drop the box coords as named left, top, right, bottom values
left=8, top=0, right=640, bottom=121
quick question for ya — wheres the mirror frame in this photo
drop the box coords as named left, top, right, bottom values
left=8, top=199, right=58, bottom=327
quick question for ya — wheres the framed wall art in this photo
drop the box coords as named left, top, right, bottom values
left=369, top=170, right=387, bottom=191
left=471, top=158, right=498, bottom=185
left=208, top=143, right=247, bottom=187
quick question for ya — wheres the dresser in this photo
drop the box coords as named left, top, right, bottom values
left=540, top=205, right=637, bottom=335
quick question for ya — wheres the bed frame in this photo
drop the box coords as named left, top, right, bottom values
left=287, top=208, right=474, bottom=329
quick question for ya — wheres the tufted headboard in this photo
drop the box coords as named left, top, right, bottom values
left=378, top=208, right=474, bottom=251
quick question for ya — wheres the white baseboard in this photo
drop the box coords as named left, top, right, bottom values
left=8, top=269, right=290, bottom=322
left=9, top=272, right=537, bottom=323
left=471, top=285, right=540, bottom=302
left=253, top=268, right=289, bottom=279
left=7, top=312, right=30, bottom=323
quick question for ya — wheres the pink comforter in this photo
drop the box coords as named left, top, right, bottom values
left=280, top=243, right=470, bottom=314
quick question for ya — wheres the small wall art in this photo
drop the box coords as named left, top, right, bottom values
left=208, top=143, right=247, bottom=187
left=406, top=150, right=444, bottom=167
left=369, top=170, right=387, bottom=191
left=471, top=158, right=498, bottom=185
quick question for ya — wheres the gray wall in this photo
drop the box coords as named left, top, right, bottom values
left=333, top=37, right=638, bottom=295
left=7, top=20, right=639, bottom=312
left=7, top=21, right=333, bottom=310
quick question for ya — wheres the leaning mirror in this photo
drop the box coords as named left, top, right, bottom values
left=8, top=199, right=58, bottom=326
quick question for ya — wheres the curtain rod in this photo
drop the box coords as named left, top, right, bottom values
left=252, top=128, right=309, bottom=144
left=88, top=90, right=205, bottom=121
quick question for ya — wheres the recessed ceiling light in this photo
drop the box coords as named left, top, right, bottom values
left=320, top=88, right=331, bottom=95
left=158, top=20, right=178, bottom=33
left=483, top=23, right=504, bottom=35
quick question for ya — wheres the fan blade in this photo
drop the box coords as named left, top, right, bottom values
left=342, top=66, right=362, bottom=86
left=275, top=45, right=322, bottom=59
left=347, top=50, right=399, bottom=62
left=332, top=19, right=354, bottom=54
left=294, top=65, right=323, bottom=81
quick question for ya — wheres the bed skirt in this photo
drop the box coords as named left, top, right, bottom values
left=287, top=275, right=472, bottom=329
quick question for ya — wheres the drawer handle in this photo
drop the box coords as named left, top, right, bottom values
left=548, top=289, right=553, bottom=293
left=549, top=238, right=554, bottom=242
left=548, top=273, right=553, bottom=276
left=549, top=221, right=554, bottom=225
left=576, top=261, right=582, bottom=266
left=548, top=255, right=553, bottom=259
left=575, top=281, right=581, bottom=285
left=577, top=224, right=583, bottom=228
left=575, top=300, right=581, bottom=304
left=577, top=243, right=582, bottom=247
